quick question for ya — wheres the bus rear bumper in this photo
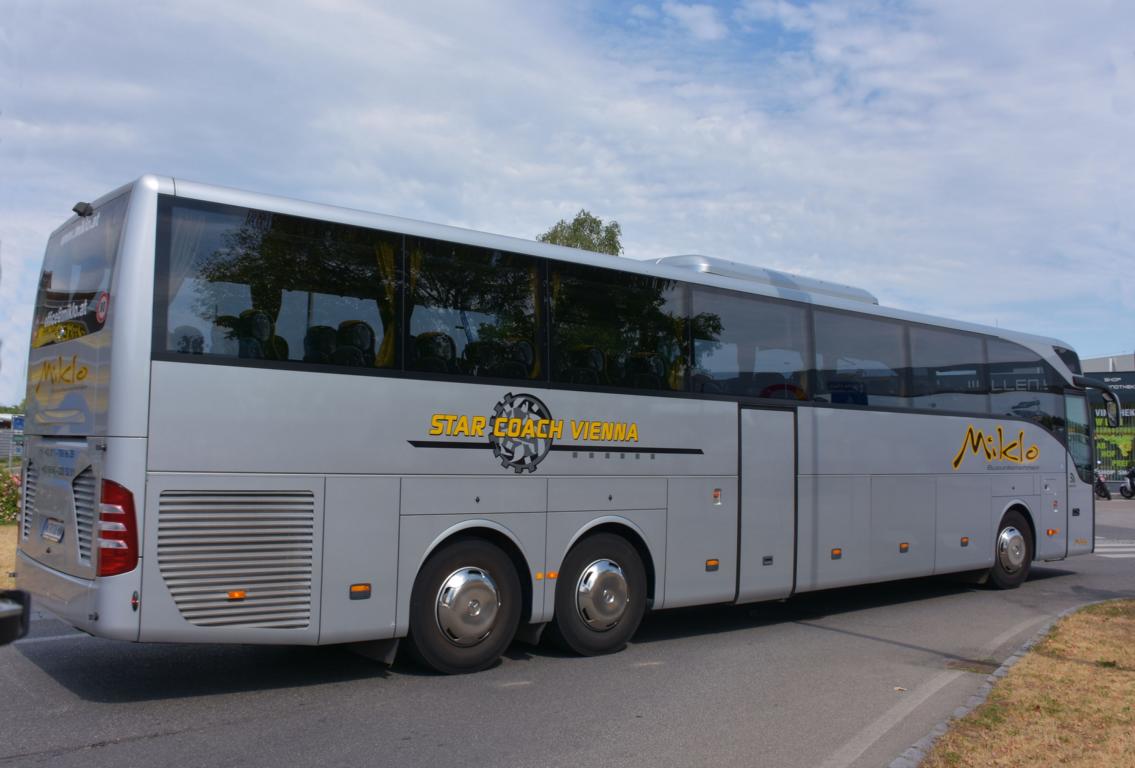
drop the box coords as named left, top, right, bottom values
left=15, top=551, right=140, bottom=641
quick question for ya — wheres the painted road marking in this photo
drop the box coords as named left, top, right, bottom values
left=815, top=616, right=1048, bottom=768
left=1094, top=538, right=1135, bottom=559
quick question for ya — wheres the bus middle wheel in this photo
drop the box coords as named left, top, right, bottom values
left=408, top=538, right=521, bottom=674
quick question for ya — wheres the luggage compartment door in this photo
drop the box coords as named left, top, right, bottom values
left=737, top=408, right=796, bottom=603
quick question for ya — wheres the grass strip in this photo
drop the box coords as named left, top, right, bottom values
left=922, top=599, right=1135, bottom=767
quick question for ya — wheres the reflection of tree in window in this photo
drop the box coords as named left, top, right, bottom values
left=189, top=207, right=399, bottom=368
left=407, top=240, right=539, bottom=379
left=550, top=264, right=687, bottom=391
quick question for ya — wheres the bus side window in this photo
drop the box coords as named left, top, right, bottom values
left=689, top=286, right=809, bottom=400
left=159, top=199, right=399, bottom=369
left=909, top=327, right=987, bottom=414
left=988, top=338, right=1064, bottom=430
left=406, top=239, right=539, bottom=381
left=814, top=311, right=909, bottom=409
left=550, top=264, right=685, bottom=392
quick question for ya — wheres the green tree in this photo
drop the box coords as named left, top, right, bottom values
left=0, top=399, right=26, bottom=414
left=538, top=210, right=623, bottom=256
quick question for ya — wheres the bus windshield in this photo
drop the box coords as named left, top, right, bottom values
left=31, top=193, right=129, bottom=349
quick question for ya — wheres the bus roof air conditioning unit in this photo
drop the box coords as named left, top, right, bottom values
left=655, top=254, right=879, bottom=305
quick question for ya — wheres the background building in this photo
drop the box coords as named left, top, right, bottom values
left=1084, top=354, right=1134, bottom=488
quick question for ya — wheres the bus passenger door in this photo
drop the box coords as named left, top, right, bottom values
left=737, top=407, right=796, bottom=603
left=1065, top=393, right=1094, bottom=556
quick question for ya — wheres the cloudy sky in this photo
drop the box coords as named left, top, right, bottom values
left=1, top=0, right=1133, bottom=404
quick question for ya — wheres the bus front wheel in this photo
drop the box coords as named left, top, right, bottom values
left=407, top=538, right=521, bottom=674
left=988, top=510, right=1033, bottom=590
left=550, top=533, right=647, bottom=656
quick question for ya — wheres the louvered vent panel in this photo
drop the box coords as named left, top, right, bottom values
left=158, top=491, right=315, bottom=629
left=21, top=461, right=37, bottom=540
left=72, top=467, right=96, bottom=564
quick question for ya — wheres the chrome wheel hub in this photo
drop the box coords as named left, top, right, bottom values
left=575, top=559, right=628, bottom=631
left=998, top=527, right=1026, bottom=573
left=436, top=567, right=500, bottom=647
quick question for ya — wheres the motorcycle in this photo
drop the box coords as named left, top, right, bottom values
left=1120, top=467, right=1135, bottom=500
left=1095, top=469, right=1112, bottom=500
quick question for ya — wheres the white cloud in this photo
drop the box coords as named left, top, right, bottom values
left=661, top=2, right=729, bottom=41
left=630, top=4, right=657, bottom=21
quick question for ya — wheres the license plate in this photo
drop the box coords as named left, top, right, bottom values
left=41, top=518, right=65, bottom=544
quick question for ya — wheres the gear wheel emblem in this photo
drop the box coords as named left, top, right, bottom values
left=489, top=393, right=554, bottom=473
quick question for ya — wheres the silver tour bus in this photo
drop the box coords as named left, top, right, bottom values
left=17, top=176, right=1122, bottom=673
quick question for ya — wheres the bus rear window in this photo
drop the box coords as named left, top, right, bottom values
left=32, top=194, right=129, bottom=349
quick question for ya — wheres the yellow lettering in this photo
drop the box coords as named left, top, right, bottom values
left=493, top=418, right=508, bottom=437
left=429, top=414, right=447, bottom=436
left=520, top=420, right=537, bottom=439
left=471, top=416, right=487, bottom=437
left=952, top=426, right=992, bottom=470
left=589, top=422, right=601, bottom=440
left=507, top=419, right=523, bottom=438
left=453, top=415, right=469, bottom=436
left=614, top=423, right=627, bottom=441
left=571, top=421, right=585, bottom=440
left=953, top=425, right=1039, bottom=470
left=628, top=423, right=638, bottom=442
left=601, top=423, right=615, bottom=441
left=550, top=420, right=564, bottom=440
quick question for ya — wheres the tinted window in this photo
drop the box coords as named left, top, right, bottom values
left=550, top=263, right=686, bottom=391
left=158, top=198, right=400, bottom=368
left=406, top=239, right=539, bottom=379
left=33, top=193, right=129, bottom=349
left=814, top=311, right=908, bottom=407
left=1054, top=346, right=1082, bottom=375
left=691, top=287, right=809, bottom=399
left=988, top=338, right=1064, bottom=430
left=909, top=327, right=988, bottom=413
left=1066, top=395, right=1092, bottom=483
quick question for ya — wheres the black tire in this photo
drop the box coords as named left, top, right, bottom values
left=1120, top=485, right=1134, bottom=500
left=549, top=533, right=647, bottom=656
left=987, top=510, right=1033, bottom=590
left=407, top=539, right=521, bottom=674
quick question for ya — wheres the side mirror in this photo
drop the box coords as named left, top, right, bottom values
left=1101, top=389, right=1121, bottom=429
left=1073, top=375, right=1122, bottom=429
left=0, top=590, right=30, bottom=645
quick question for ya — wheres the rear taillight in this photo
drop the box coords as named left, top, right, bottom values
left=97, top=480, right=138, bottom=577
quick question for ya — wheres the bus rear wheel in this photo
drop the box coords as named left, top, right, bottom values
left=407, top=538, right=521, bottom=674
left=550, top=533, right=647, bottom=656
left=988, top=510, right=1033, bottom=590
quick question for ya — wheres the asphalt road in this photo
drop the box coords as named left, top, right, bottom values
left=4, top=499, right=1134, bottom=768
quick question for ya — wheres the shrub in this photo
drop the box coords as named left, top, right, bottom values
left=0, top=470, right=19, bottom=525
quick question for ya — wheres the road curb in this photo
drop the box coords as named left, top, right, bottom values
left=886, top=600, right=1106, bottom=768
